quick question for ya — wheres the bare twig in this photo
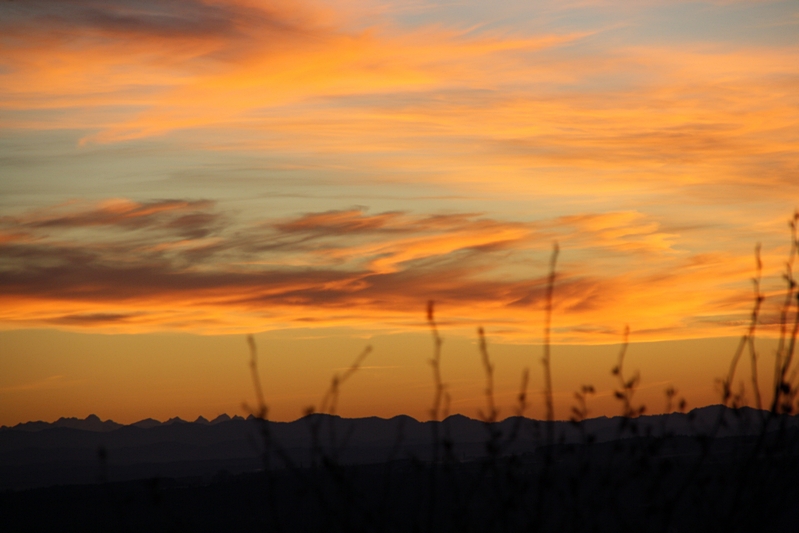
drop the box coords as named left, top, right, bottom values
left=749, top=244, right=764, bottom=411
left=543, top=242, right=559, bottom=428
left=478, top=327, right=498, bottom=423
left=426, top=300, right=446, bottom=531
left=775, top=211, right=799, bottom=412
left=611, top=325, right=640, bottom=420
left=505, top=367, right=530, bottom=445
left=428, top=300, right=445, bottom=423
left=319, top=345, right=372, bottom=417
left=571, top=385, right=595, bottom=424
left=247, top=335, right=268, bottom=419
left=723, top=245, right=765, bottom=409
left=517, top=368, right=529, bottom=417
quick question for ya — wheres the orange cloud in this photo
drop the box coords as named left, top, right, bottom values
left=0, top=200, right=788, bottom=343
left=0, top=0, right=587, bottom=139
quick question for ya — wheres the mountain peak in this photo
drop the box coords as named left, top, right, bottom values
left=211, top=414, right=232, bottom=424
left=14, top=415, right=124, bottom=432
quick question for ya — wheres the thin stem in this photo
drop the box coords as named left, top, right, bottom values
left=426, top=300, right=445, bottom=531
left=478, top=326, right=497, bottom=423
left=611, top=325, right=636, bottom=418
left=319, top=345, right=371, bottom=416
left=248, top=335, right=267, bottom=419
left=724, top=245, right=764, bottom=409
left=749, top=244, right=763, bottom=411
left=776, top=213, right=799, bottom=410
left=427, top=300, right=445, bottom=423
left=543, top=242, right=559, bottom=428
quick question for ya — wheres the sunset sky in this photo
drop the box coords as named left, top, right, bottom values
left=1, top=0, right=797, bottom=426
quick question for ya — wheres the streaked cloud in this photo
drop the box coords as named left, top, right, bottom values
left=1, top=198, right=787, bottom=343
left=2, top=0, right=795, bottom=207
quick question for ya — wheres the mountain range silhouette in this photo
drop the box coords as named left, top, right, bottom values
left=2, top=405, right=797, bottom=491
left=2, top=406, right=799, bottom=532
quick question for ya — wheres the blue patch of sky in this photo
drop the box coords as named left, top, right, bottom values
left=603, top=1, right=798, bottom=48
left=377, top=1, right=797, bottom=47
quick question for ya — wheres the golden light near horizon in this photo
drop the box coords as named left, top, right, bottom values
left=1, top=0, right=797, bottom=427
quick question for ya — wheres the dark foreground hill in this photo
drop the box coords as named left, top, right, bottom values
left=2, top=406, right=799, bottom=532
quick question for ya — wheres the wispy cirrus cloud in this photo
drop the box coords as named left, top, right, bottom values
left=0, top=198, right=778, bottom=342
left=2, top=0, right=796, bottom=213
left=18, top=198, right=215, bottom=228
left=1, top=0, right=250, bottom=39
left=0, top=0, right=588, bottom=139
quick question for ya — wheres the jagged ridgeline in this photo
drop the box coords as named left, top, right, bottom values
left=2, top=406, right=799, bottom=532
left=2, top=406, right=794, bottom=491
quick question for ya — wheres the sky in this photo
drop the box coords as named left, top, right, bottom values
left=1, top=0, right=798, bottom=426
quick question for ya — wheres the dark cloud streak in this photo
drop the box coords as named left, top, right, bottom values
left=0, top=200, right=554, bottom=322
left=11, top=199, right=221, bottom=240
left=0, top=199, right=674, bottom=336
left=0, top=0, right=297, bottom=40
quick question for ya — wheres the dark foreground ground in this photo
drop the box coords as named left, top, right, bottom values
left=3, top=427, right=798, bottom=533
